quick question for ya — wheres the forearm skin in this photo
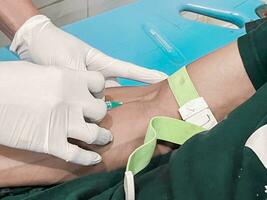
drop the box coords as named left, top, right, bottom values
left=0, top=0, right=38, bottom=39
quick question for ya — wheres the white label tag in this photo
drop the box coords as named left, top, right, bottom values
left=186, top=108, right=217, bottom=129
left=179, top=97, right=217, bottom=129
left=179, top=97, right=208, bottom=120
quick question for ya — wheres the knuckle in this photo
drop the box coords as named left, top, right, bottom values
left=94, top=100, right=107, bottom=121
left=89, top=72, right=105, bottom=92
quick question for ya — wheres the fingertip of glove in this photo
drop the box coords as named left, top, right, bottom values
left=91, top=154, right=102, bottom=165
left=94, top=99, right=108, bottom=122
left=79, top=151, right=102, bottom=166
left=103, top=129, right=113, bottom=142
left=151, top=70, right=168, bottom=79
left=95, top=128, right=113, bottom=145
left=128, top=67, right=168, bottom=83
left=86, top=71, right=105, bottom=93
left=84, top=99, right=107, bottom=122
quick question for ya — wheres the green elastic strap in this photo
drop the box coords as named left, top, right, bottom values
left=126, top=116, right=205, bottom=174
left=168, top=67, right=199, bottom=106
left=124, top=67, right=206, bottom=199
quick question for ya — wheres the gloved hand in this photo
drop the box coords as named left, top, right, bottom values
left=0, top=61, right=112, bottom=165
left=10, top=15, right=168, bottom=85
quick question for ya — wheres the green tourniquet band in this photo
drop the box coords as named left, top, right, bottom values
left=126, top=117, right=206, bottom=174
left=167, top=67, right=199, bottom=106
left=125, top=67, right=206, bottom=176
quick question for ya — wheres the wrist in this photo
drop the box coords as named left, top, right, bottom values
left=10, top=15, right=50, bottom=58
left=0, top=0, right=39, bottom=39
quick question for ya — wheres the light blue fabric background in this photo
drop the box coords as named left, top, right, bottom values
left=0, top=0, right=262, bottom=85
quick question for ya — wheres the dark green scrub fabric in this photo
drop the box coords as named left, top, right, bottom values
left=245, top=18, right=267, bottom=33
left=2, top=75, right=267, bottom=200
left=238, top=18, right=267, bottom=89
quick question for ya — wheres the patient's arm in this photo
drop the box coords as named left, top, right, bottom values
left=0, top=42, right=255, bottom=187
left=92, top=42, right=255, bottom=170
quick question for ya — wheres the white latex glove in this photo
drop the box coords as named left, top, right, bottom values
left=10, top=15, right=168, bottom=84
left=0, top=61, right=112, bottom=165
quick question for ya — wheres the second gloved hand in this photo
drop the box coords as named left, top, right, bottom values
left=10, top=15, right=168, bottom=84
left=0, top=61, right=112, bottom=165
